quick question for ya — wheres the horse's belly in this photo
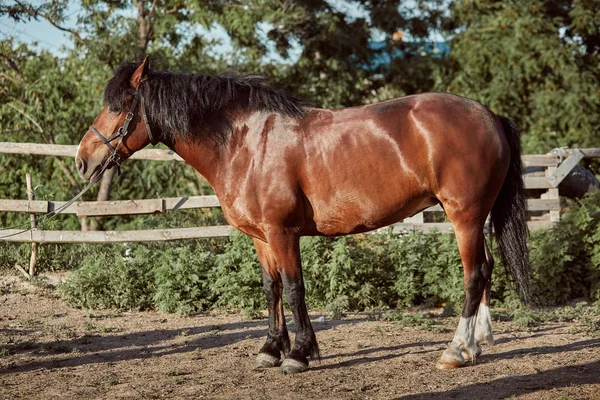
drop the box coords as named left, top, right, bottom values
left=309, top=194, right=436, bottom=236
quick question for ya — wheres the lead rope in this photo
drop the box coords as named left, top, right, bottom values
left=0, top=157, right=114, bottom=239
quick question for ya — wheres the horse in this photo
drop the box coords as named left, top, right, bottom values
left=75, top=58, right=529, bottom=374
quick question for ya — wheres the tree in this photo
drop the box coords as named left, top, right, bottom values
left=441, top=0, right=600, bottom=152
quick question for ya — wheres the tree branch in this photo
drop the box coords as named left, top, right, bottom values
left=137, top=0, right=149, bottom=57
left=7, top=103, right=43, bottom=133
left=0, top=53, right=25, bottom=83
left=7, top=103, right=81, bottom=190
left=13, top=1, right=85, bottom=45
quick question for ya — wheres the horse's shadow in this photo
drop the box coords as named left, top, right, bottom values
left=0, top=315, right=362, bottom=374
left=395, top=359, right=600, bottom=400
left=311, top=329, right=600, bottom=372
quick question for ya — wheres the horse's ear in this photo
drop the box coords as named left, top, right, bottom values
left=130, top=56, right=150, bottom=89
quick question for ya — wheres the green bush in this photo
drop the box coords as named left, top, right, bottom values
left=153, top=247, right=214, bottom=314
left=528, top=191, right=600, bottom=304
left=59, top=246, right=155, bottom=310
left=0, top=242, right=107, bottom=273
left=208, top=231, right=264, bottom=312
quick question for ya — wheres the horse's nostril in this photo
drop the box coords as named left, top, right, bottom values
left=76, top=157, right=86, bottom=173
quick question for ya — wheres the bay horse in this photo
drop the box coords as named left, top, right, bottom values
left=75, top=58, right=529, bottom=374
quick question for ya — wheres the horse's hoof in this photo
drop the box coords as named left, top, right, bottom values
left=436, top=345, right=466, bottom=370
left=255, top=353, right=280, bottom=368
left=280, top=358, right=308, bottom=374
left=436, top=357, right=465, bottom=370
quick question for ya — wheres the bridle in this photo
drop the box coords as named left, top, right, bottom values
left=88, top=86, right=157, bottom=174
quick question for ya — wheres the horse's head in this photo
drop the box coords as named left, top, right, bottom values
left=76, top=57, right=156, bottom=181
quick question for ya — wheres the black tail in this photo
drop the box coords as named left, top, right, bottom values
left=491, top=116, right=531, bottom=304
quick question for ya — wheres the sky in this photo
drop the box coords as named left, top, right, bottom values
left=0, top=2, right=78, bottom=55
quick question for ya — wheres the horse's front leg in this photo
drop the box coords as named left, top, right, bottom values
left=264, top=231, right=320, bottom=374
left=253, top=239, right=290, bottom=368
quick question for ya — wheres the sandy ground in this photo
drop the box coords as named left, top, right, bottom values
left=0, top=274, right=599, bottom=400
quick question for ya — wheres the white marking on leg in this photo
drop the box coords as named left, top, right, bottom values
left=475, top=303, right=494, bottom=346
left=437, top=315, right=478, bottom=368
left=452, top=315, right=477, bottom=362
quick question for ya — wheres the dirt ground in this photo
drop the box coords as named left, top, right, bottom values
left=1, top=274, right=599, bottom=400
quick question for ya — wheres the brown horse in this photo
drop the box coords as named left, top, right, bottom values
left=76, top=58, right=529, bottom=373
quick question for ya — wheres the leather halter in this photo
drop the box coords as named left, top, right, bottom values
left=88, top=88, right=156, bottom=174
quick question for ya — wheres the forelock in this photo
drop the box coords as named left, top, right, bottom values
left=103, top=63, right=138, bottom=112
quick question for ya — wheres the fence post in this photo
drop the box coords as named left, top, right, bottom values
left=545, top=166, right=560, bottom=222
left=26, top=173, right=38, bottom=278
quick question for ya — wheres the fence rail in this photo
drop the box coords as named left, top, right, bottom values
left=2, top=143, right=598, bottom=246
left=0, top=196, right=559, bottom=217
left=5, top=141, right=595, bottom=164
left=0, top=226, right=232, bottom=243
left=0, top=195, right=220, bottom=216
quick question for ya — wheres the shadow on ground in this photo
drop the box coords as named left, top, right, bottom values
left=0, top=315, right=363, bottom=374
left=396, top=359, right=600, bottom=400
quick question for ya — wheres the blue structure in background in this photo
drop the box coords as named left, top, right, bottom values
left=367, top=40, right=450, bottom=71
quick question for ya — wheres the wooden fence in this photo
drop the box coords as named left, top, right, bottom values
left=2, top=142, right=598, bottom=246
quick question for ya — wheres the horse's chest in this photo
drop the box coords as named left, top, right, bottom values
left=219, top=201, right=267, bottom=241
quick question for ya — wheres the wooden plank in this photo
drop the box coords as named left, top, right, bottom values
left=131, top=149, right=184, bottom=162
left=5, top=142, right=590, bottom=165
left=525, top=176, right=552, bottom=189
left=545, top=166, right=561, bottom=222
left=0, top=196, right=558, bottom=216
left=527, top=198, right=560, bottom=211
left=372, top=220, right=554, bottom=235
left=1, top=217, right=558, bottom=243
left=0, top=226, right=233, bottom=243
left=74, top=199, right=164, bottom=217
left=26, top=173, right=38, bottom=277
left=580, top=148, right=600, bottom=158
left=388, top=222, right=454, bottom=233
left=0, top=195, right=222, bottom=215
left=404, top=212, right=424, bottom=223
left=0, top=142, right=184, bottom=162
left=424, top=204, right=444, bottom=212
left=0, top=142, right=76, bottom=158
left=527, top=220, right=555, bottom=230
left=74, top=196, right=221, bottom=216
left=547, top=149, right=584, bottom=187
left=164, top=195, right=220, bottom=210
left=0, top=200, right=48, bottom=213
left=421, top=199, right=558, bottom=213
left=522, top=154, right=560, bottom=167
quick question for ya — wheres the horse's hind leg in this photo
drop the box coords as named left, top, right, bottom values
left=437, top=218, right=492, bottom=370
left=475, top=241, right=494, bottom=348
left=253, top=239, right=291, bottom=368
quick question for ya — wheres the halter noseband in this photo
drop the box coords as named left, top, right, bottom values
left=88, top=87, right=157, bottom=175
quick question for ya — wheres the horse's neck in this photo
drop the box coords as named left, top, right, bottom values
left=167, top=135, right=223, bottom=189
left=165, top=110, right=276, bottom=195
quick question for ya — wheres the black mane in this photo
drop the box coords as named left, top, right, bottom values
left=103, top=63, right=306, bottom=144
